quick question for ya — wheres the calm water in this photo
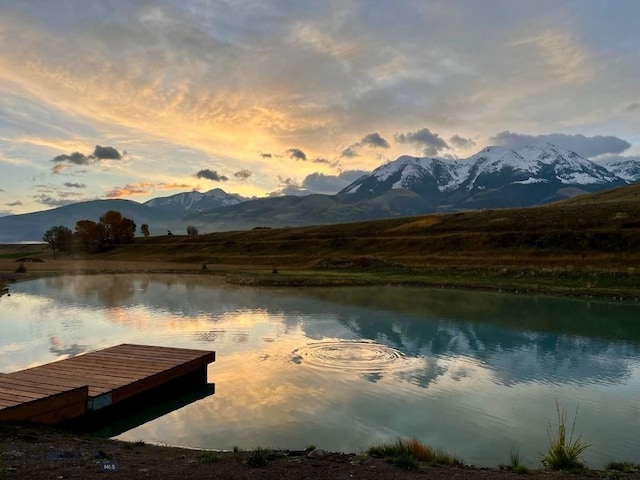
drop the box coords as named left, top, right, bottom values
left=1, top=274, right=639, bottom=468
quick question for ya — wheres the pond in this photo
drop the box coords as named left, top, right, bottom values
left=1, top=274, right=639, bottom=468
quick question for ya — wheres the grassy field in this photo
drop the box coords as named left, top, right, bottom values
left=2, top=184, right=640, bottom=298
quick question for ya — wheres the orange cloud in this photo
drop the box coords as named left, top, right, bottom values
left=105, top=182, right=194, bottom=198
left=52, top=164, right=71, bottom=174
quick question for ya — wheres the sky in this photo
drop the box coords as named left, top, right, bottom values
left=0, top=0, right=639, bottom=216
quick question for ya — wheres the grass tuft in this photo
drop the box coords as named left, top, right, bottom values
left=245, top=447, right=271, bottom=468
left=406, top=437, right=434, bottom=461
left=367, top=438, right=462, bottom=468
left=606, top=461, right=640, bottom=473
left=389, top=452, right=418, bottom=470
left=197, top=451, right=221, bottom=464
left=499, top=447, right=529, bottom=473
left=541, top=401, right=589, bottom=471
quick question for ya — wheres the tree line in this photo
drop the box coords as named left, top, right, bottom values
left=43, top=210, right=149, bottom=254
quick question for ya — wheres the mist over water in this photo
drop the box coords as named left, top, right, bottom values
left=1, top=274, right=639, bottom=468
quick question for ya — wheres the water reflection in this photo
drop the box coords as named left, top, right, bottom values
left=1, top=274, right=639, bottom=468
left=48, top=336, right=86, bottom=358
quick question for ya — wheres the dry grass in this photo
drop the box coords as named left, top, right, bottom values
left=367, top=438, right=463, bottom=467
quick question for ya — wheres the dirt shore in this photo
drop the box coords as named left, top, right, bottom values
left=2, top=423, right=637, bottom=480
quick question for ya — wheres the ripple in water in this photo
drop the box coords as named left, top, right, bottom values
left=291, top=340, right=405, bottom=373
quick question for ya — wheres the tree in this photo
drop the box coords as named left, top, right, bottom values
left=74, top=220, right=103, bottom=252
left=99, top=210, right=136, bottom=245
left=141, top=224, right=150, bottom=237
left=186, top=225, right=199, bottom=236
left=42, top=226, right=73, bottom=255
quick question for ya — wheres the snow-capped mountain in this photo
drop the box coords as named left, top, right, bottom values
left=144, top=188, right=248, bottom=216
left=340, top=143, right=633, bottom=209
left=596, top=157, right=640, bottom=183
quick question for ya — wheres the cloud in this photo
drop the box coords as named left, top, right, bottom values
left=287, top=148, right=307, bottom=161
left=63, top=182, right=85, bottom=188
left=312, top=157, right=334, bottom=165
left=341, top=132, right=391, bottom=158
left=625, top=102, right=640, bottom=112
left=52, top=152, right=90, bottom=165
left=92, top=145, right=123, bottom=160
left=52, top=164, right=71, bottom=174
left=260, top=153, right=273, bottom=158
left=33, top=194, right=78, bottom=207
left=449, top=135, right=476, bottom=150
left=51, top=145, right=125, bottom=168
left=594, top=154, right=640, bottom=165
left=6, top=200, right=22, bottom=206
left=195, top=169, right=229, bottom=181
left=301, top=170, right=369, bottom=194
left=233, top=169, right=252, bottom=180
left=490, top=131, right=632, bottom=157
left=268, top=176, right=308, bottom=197
left=341, top=145, right=359, bottom=158
left=395, top=128, right=449, bottom=156
left=105, top=182, right=193, bottom=198
left=360, top=133, right=390, bottom=149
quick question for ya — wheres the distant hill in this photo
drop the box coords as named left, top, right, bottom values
left=100, top=183, right=640, bottom=270
left=0, top=199, right=185, bottom=243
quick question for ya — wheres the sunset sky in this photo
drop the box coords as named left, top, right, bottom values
left=0, top=0, right=639, bottom=215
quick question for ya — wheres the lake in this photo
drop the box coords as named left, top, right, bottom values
left=1, top=274, right=639, bottom=468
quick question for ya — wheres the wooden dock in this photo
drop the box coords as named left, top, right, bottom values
left=0, top=344, right=215, bottom=425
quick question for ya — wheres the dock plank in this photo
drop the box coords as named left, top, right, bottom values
left=0, top=386, right=88, bottom=423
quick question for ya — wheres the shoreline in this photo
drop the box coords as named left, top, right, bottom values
left=2, top=262, right=640, bottom=302
left=1, top=422, right=637, bottom=479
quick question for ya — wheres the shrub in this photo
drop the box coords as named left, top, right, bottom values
left=15, top=262, right=26, bottom=273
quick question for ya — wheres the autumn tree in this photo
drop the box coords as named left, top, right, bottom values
left=140, top=224, right=150, bottom=237
left=74, top=220, right=103, bottom=252
left=42, top=226, right=73, bottom=255
left=99, top=210, right=136, bottom=245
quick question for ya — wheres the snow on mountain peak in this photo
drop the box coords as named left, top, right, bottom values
left=340, top=143, right=631, bottom=196
left=144, top=188, right=247, bottom=215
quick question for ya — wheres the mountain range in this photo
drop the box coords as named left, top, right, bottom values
left=341, top=143, right=631, bottom=209
left=1, top=143, right=639, bottom=242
